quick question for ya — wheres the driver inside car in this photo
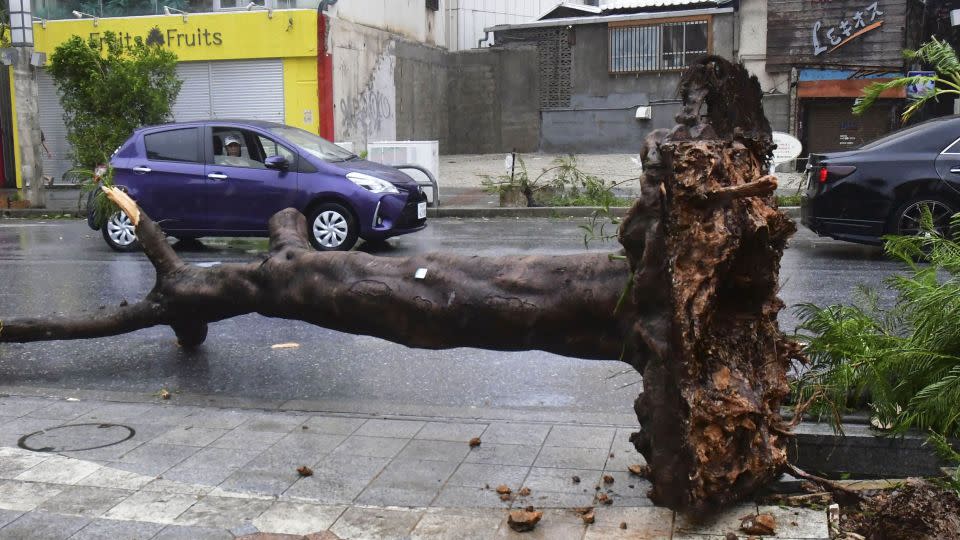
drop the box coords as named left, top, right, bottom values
left=215, top=134, right=263, bottom=168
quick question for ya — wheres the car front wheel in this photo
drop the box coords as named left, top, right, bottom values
left=102, top=211, right=140, bottom=252
left=889, top=197, right=957, bottom=238
left=306, top=203, right=358, bottom=251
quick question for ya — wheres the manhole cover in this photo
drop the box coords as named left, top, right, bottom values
left=18, top=423, right=136, bottom=453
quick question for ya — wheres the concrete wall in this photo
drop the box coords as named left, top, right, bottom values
left=763, top=94, right=790, bottom=133
left=394, top=41, right=450, bottom=150
left=737, top=0, right=787, bottom=92
left=331, top=19, right=398, bottom=149
left=12, top=48, right=44, bottom=204
left=738, top=0, right=790, bottom=133
left=539, top=14, right=735, bottom=153
left=335, top=11, right=752, bottom=156
left=446, top=46, right=540, bottom=154
left=332, top=17, right=538, bottom=154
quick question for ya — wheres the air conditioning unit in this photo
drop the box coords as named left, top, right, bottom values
left=366, top=140, right=440, bottom=204
left=425, top=0, right=439, bottom=11
left=635, top=105, right=652, bottom=120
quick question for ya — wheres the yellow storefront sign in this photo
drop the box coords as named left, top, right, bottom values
left=32, top=10, right=318, bottom=61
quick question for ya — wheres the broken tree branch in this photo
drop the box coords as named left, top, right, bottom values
left=1, top=191, right=635, bottom=360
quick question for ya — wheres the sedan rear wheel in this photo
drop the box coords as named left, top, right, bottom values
left=307, top=203, right=358, bottom=251
left=891, top=198, right=956, bottom=238
left=102, top=211, right=141, bottom=252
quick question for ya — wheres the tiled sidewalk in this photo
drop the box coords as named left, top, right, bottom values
left=0, top=394, right=828, bottom=539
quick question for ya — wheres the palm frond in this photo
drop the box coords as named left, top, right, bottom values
left=795, top=221, right=960, bottom=438
left=853, top=78, right=919, bottom=116
left=906, top=37, right=960, bottom=78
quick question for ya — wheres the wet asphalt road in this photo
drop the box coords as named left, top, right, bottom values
left=0, top=217, right=902, bottom=416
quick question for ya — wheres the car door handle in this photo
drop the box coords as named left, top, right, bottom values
left=132, top=166, right=151, bottom=174
left=207, top=173, right=228, bottom=180
left=951, top=168, right=960, bottom=174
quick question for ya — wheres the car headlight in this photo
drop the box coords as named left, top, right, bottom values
left=346, top=172, right=399, bottom=194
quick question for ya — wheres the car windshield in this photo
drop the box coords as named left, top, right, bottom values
left=267, top=126, right=357, bottom=162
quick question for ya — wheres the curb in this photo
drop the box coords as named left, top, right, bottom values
left=0, top=206, right=803, bottom=220
left=427, top=206, right=802, bottom=219
left=0, top=208, right=84, bottom=218
left=427, top=206, right=630, bottom=219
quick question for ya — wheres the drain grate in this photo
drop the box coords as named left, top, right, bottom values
left=18, top=423, right=136, bottom=453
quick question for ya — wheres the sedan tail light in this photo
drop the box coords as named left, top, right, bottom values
left=818, top=165, right=857, bottom=184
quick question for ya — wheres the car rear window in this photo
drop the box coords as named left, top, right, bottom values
left=144, top=128, right=201, bottom=163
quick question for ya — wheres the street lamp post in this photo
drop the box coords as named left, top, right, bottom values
left=6, top=0, right=44, bottom=206
left=8, top=0, right=34, bottom=47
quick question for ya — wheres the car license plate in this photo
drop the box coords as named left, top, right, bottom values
left=417, top=201, right=427, bottom=220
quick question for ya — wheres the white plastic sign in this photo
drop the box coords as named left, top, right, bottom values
left=771, top=132, right=803, bottom=165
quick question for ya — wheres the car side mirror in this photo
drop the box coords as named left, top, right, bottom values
left=265, top=156, right=289, bottom=171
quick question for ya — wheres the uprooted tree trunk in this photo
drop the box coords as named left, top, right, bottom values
left=0, top=56, right=800, bottom=514
left=622, top=57, right=800, bottom=513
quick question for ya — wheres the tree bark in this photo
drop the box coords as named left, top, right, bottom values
left=0, top=56, right=801, bottom=514
left=0, top=199, right=633, bottom=361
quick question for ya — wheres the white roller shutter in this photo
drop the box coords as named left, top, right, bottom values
left=171, top=62, right=214, bottom=121
left=209, top=59, right=284, bottom=122
left=37, top=71, right=74, bottom=184
left=172, top=59, right=284, bottom=122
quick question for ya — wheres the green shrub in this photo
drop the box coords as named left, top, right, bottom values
left=48, top=31, right=181, bottom=225
left=483, top=154, right=634, bottom=207
left=794, top=208, right=960, bottom=439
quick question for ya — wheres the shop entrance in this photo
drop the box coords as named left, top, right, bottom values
left=801, top=98, right=897, bottom=154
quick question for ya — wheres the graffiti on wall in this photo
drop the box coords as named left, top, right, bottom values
left=335, top=38, right=397, bottom=146
left=340, top=88, right=393, bottom=139
left=811, top=1, right=884, bottom=56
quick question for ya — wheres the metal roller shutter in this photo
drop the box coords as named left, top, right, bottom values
left=172, top=59, right=284, bottom=122
left=171, top=62, right=214, bottom=121
left=209, top=59, right=284, bottom=122
left=37, top=71, right=74, bottom=184
left=803, top=99, right=896, bottom=154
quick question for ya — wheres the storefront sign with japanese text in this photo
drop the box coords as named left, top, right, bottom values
left=812, top=1, right=884, bottom=56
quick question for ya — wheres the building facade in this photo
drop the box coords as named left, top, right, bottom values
left=765, top=0, right=923, bottom=156
left=489, top=2, right=736, bottom=153
left=6, top=9, right=320, bottom=188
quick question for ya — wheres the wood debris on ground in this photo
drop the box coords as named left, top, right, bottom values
left=507, top=509, right=543, bottom=532
left=739, top=513, right=776, bottom=535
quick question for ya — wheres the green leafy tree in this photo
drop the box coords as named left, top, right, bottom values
left=48, top=31, right=181, bottom=223
left=0, top=0, right=11, bottom=47
left=48, top=31, right=182, bottom=170
left=854, top=37, right=960, bottom=123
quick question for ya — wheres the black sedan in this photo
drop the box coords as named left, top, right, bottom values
left=802, top=115, right=960, bottom=245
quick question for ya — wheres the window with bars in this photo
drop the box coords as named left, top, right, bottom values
left=608, top=19, right=709, bottom=74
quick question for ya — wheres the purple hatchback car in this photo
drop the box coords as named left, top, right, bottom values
left=90, top=120, right=428, bottom=252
